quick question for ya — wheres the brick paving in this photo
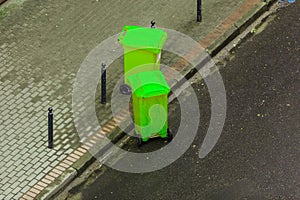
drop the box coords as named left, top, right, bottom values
left=0, top=0, right=267, bottom=198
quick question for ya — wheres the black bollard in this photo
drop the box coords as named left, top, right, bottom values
left=101, top=63, right=106, bottom=104
left=48, top=107, right=53, bottom=148
left=197, top=0, right=202, bottom=22
left=151, top=20, right=156, bottom=28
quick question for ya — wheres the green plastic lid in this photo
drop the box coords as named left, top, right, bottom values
left=118, top=26, right=167, bottom=53
left=127, top=70, right=170, bottom=98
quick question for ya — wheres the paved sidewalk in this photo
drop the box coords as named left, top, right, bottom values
left=0, top=0, right=274, bottom=199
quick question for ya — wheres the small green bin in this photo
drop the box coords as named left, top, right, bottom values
left=128, top=70, right=170, bottom=142
left=118, top=26, right=168, bottom=84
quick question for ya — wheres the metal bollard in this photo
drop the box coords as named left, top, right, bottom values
left=101, top=63, right=106, bottom=104
left=197, top=0, right=202, bottom=22
left=151, top=20, right=156, bottom=28
left=48, top=107, right=53, bottom=148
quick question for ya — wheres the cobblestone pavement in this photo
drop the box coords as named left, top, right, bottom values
left=0, top=0, right=267, bottom=199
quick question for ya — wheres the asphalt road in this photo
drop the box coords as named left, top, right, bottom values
left=66, top=2, right=299, bottom=199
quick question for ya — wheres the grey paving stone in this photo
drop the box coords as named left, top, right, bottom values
left=2, top=145, right=10, bottom=152
left=18, top=175, right=28, bottom=183
left=40, top=155, right=51, bottom=164
left=30, top=156, right=40, bottom=165
left=3, top=156, right=13, bottom=164
left=5, top=193, right=14, bottom=199
left=57, top=123, right=65, bottom=130
left=62, top=143, right=71, bottom=150
left=18, top=112, right=27, bottom=119
left=15, top=164, right=25, bottom=173
left=1, top=177, right=10, bottom=186
left=29, top=116, right=38, bottom=123
left=3, top=90, right=11, bottom=96
left=18, top=142, right=28, bottom=152
left=37, top=150, right=48, bottom=158
left=26, top=105, right=35, bottom=113
left=8, top=176, right=18, bottom=184
left=17, top=137, right=26, bottom=146
left=12, top=153, right=22, bottom=161
left=44, top=165, right=54, bottom=174
left=41, top=125, right=47, bottom=132
left=4, top=129, right=14, bottom=137
left=26, top=141, right=35, bottom=149
left=7, top=168, right=17, bottom=178
left=36, top=140, right=46, bottom=148
left=29, top=120, right=39, bottom=128
left=64, top=148, right=73, bottom=155
left=20, top=185, right=30, bottom=194
left=0, top=172, right=7, bottom=179
left=8, top=140, right=18, bottom=147
left=36, top=172, right=46, bottom=180
left=62, top=137, right=69, bottom=144
left=56, top=118, right=64, bottom=126
left=15, top=98, right=24, bottom=105
left=17, top=107, right=26, bottom=114
left=25, top=168, right=35, bottom=176
left=31, top=126, right=41, bottom=134
left=22, top=163, right=33, bottom=171
left=28, top=178, right=38, bottom=187
left=1, top=109, right=10, bottom=116
left=13, top=193, right=23, bottom=199
left=49, top=160, right=60, bottom=168
left=23, top=136, right=35, bottom=144
left=1, top=183, right=11, bottom=193
left=10, top=113, right=19, bottom=120
left=48, top=154, right=58, bottom=162
left=10, top=183, right=22, bottom=194
left=53, top=144, right=62, bottom=150
left=60, top=133, right=68, bottom=140
left=33, top=166, right=44, bottom=175
left=6, top=133, right=16, bottom=141
left=1, top=149, right=11, bottom=157
left=0, top=100, right=5, bottom=107
left=3, top=118, right=13, bottom=126
left=11, top=119, right=20, bottom=125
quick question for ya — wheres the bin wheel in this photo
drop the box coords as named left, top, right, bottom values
left=137, top=136, right=143, bottom=147
left=134, top=132, right=143, bottom=147
left=120, top=84, right=131, bottom=95
left=167, top=128, right=173, bottom=142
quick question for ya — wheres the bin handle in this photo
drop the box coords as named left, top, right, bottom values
left=118, top=26, right=141, bottom=42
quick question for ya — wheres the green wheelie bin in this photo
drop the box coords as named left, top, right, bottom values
left=118, top=26, right=168, bottom=93
left=127, top=70, right=172, bottom=145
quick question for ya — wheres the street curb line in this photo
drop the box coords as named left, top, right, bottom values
left=41, top=169, right=77, bottom=200
left=21, top=0, right=277, bottom=199
left=206, top=0, right=274, bottom=57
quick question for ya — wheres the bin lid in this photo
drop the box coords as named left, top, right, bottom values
left=127, top=70, right=170, bottom=98
left=118, top=26, right=167, bottom=53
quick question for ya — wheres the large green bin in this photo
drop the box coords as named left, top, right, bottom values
left=128, top=70, right=170, bottom=142
left=118, top=26, right=168, bottom=84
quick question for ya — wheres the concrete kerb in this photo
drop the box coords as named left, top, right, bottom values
left=39, top=168, right=77, bottom=200
left=33, top=0, right=277, bottom=199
